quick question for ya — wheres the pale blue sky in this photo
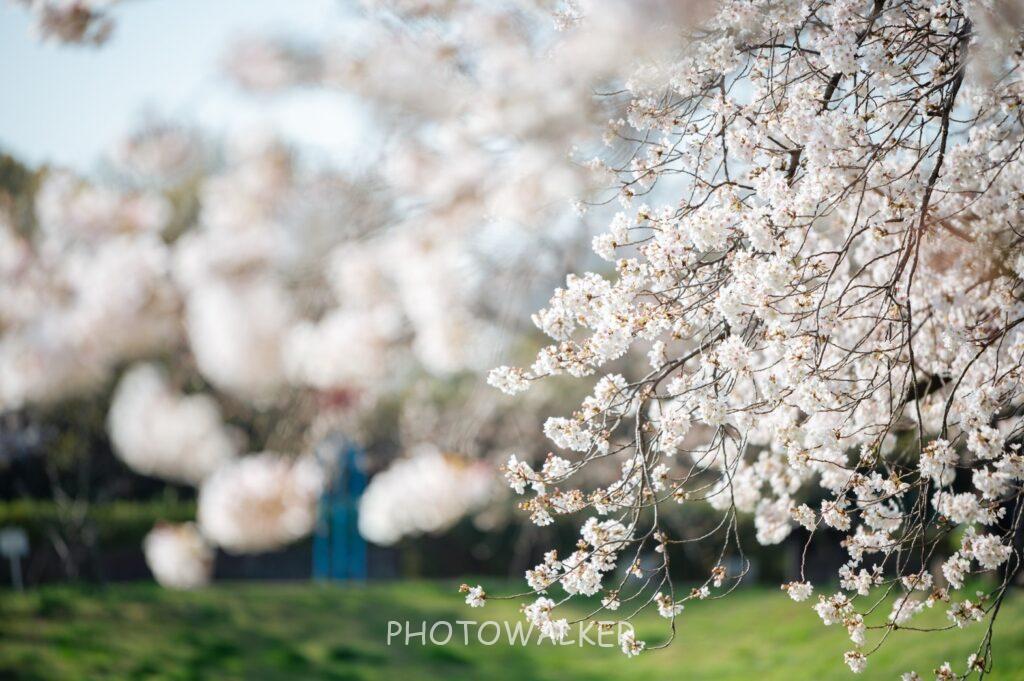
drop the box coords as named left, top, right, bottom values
left=0, top=0, right=367, bottom=171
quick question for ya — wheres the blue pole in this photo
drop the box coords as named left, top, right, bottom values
left=313, top=441, right=368, bottom=580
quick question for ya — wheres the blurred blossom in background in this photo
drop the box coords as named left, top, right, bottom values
left=0, top=0, right=595, bottom=592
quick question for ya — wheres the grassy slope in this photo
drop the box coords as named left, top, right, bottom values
left=1, top=581, right=1022, bottom=680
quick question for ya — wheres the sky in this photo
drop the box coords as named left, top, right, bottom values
left=0, top=0, right=368, bottom=171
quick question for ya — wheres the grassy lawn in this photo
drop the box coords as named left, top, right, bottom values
left=1, top=580, right=1022, bottom=680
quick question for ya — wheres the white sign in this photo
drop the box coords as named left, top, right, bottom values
left=0, top=527, right=28, bottom=557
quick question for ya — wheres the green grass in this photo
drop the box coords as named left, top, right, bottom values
left=1, top=580, right=1022, bottom=680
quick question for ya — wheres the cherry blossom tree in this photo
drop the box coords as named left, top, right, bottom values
left=468, top=0, right=1024, bottom=677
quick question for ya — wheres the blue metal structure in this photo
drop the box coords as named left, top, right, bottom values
left=312, top=441, right=368, bottom=580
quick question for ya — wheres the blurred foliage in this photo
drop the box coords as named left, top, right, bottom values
left=0, top=498, right=196, bottom=546
left=2, top=384, right=189, bottom=503
left=0, top=149, right=40, bottom=235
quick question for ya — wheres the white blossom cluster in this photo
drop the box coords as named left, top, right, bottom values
left=455, top=0, right=1024, bottom=675
left=136, top=447, right=323, bottom=583
left=107, top=363, right=239, bottom=485
left=112, top=116, right=204, bottom=183
left=143, top=522, right=214, bottom=590
left=197, top=452, right=325, bottom=554
left=357, top=445, right=496, bottom=545
left=0, top=171, right=176, bottom=409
